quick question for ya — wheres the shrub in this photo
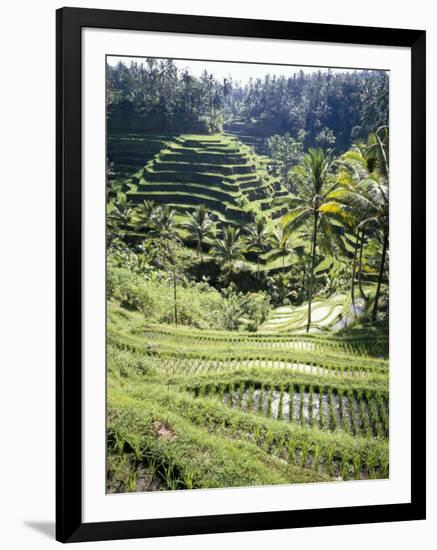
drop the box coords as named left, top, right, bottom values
left=216, top=285, right=270, bottom=331
left=107, top=265, right=271, bottom=332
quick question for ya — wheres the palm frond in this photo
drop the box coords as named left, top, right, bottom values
left=318, top=216, right=349, bottom=256
left=325, top=187, right=376, bottom=214
left=280, top=206, right=312, bottom=236
left=319, top=201, right=358, bottom=228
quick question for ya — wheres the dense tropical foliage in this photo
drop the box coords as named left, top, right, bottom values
left=107, top=59, right=388, bottom=151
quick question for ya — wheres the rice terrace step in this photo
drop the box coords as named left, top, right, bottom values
left=124, top=132, right=286, bottom=227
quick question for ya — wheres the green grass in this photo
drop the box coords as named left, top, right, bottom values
left=108, top=386, right=329, bottom=492
left=107, top=296, right=389, bottom=493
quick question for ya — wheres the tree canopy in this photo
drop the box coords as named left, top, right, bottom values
left=107, top=60, right=388, bottom=152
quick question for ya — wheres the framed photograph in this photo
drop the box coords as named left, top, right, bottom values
left=56, top=7, right=426, bottom=543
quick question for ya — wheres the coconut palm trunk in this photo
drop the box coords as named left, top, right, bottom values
left=302, top=266, right=307, bottom=299
left=372, top=228, right=388, bottom=322
left=351, top=231, right=360, bottom=317
left=358, top=230, right=367, bottom=300
left=306, top=210, right=319, bottom=333
left=166, top=237, right=178, bottom=327
left=197, top=239, right=204, bottom=262
left=173, top=268, right=178, bottom=326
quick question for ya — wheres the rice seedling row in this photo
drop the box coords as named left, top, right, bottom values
left=135, top=386, right=390, bottom=481
left=107, top=303, right=389, bottom=490
left=189, top=381, right=389, bottom=439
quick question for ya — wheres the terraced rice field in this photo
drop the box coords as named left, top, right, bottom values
left=107, top=133, right=174, bottom=193
left=124, top=133, right=289, bottom=224
left=259, top=290, right=380, bottom=333
left=108, top=131, right=299, bottom=272
left=107, top=301, right=389, bottom=493
left=224, top=119, right=269, bottom=154
left=260, top=294, right=348, bottom=332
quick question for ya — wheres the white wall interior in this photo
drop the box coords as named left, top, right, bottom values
left=0, top=1, right=434, bottom=549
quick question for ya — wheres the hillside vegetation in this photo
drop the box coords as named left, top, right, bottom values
left=126, top=134, right=288, bottom=225
left=107, top=302, right=388, bottom=492
left=106, top=58, right=390, bottom=493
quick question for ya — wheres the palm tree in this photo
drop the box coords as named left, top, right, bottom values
left=323, top=153, right=368, bottom=317
left=281, top=148, right=342, bottom=332
left=151, top=205, right=181, bottom=325
left=245, top=216, right=270, bottom=283
left=184, top=204, right=216, bottom=262
left=329, top=127, right=389, bottom=321
left=134, top=200, right=157, bottom=233
left=212, top=226, right=245, bottom=281
left=269, top=225, right=295, bottom=270
left=366, top=126, right=389, bottom=181
left=365, top=127, right=389, bottom=321
left=107, top=193, right=134, bottom=238
left=151, top=205, right=178, bottom=242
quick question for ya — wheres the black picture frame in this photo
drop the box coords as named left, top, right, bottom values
left=56, top=6, right=426, bottom=543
